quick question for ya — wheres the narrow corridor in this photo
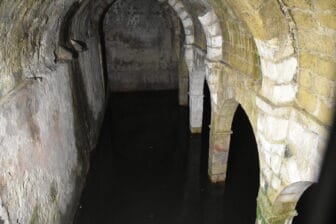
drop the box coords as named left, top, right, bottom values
left=74, top=90, right=259, bottom=224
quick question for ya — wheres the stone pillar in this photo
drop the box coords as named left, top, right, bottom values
left=189, top=71, right=205, bottom=133
left=179, top=76, right=189, bottom=106
left=208, top=127, right=232, bottom=182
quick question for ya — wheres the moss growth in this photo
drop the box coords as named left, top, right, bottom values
left=29, top=205, right=39, bottom=224
left=256, top=204, right=268, bottom=224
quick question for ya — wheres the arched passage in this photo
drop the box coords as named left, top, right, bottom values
left=222, top=105, right=260, bottom=223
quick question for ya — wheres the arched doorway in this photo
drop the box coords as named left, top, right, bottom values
left=222, top=105, right=260, bottom=223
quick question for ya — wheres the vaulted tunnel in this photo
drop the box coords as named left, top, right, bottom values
left=0, top=1, right=335, bottom=224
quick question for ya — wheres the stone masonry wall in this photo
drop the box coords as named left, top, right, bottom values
left=0, top=0, right=335, bottom=223
left=104, top=0, right=181, bottom=92
left=206, top=0, right=335, bottom=223
left=0, top=0, right=109, bottom=223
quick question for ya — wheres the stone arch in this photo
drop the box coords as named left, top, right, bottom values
left=208, top=99, right=238, bottom=182
left=208, top=97, right=260, bottom=183
left=262, top=181, right=315, bottom=223
left=158, top=0, right=211, bottom=134
left=158, top=0, right=195, bottom=45
left=198, top=9, right=223, bottom=61
left=193, top=7, right=225, bottom=135
left=226, top=0, right=298, bottom=105
left=158, top=0, right=195, bottom=106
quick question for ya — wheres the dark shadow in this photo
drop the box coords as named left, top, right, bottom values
left=222, top=105, right=260, bottom=224
left=293, top=184, right=318, bottom=224
left=295, top=107, right=336, bottom=224
left=74, top=90, right=191, bottom=224
left=200, top=81, right=211, bottom=185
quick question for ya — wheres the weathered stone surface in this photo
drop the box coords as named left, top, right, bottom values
left=261, top=78, right=297, bottom=104
left=0, top=197, right=9, bottom=224
left=316, top=12, right=336, bottom=29
left=260, top=56, right=297, bottom=84
left=291, top=10, right=317, bottom=29
left=283, top=0, right=312, bottom=9
left=298, top=30, right=336, bottom=58
left=104, top=0, right=182, bottom=92
left=0, top=65, right=85, bottom=223
left=0, top=1, right=109, bottom=223
left=0, top=0, right=335, bottom=223
left=299, top=52, right=336, bottom=81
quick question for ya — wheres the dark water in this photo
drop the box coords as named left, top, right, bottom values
left=74, top=89, right=259, bottom=224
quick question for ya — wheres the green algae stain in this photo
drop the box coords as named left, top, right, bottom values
left=29, top=205, right=39, bottom=224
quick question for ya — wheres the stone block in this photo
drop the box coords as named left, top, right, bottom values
left=256, top=96, right=291, bottom=117
left=316, top=12, right=336, bottom=30
left=255, top=37, right=295, bottom=62
left=258, top=133, right=286, bottom=156
left=263, top=150, right=272, bottom=167
left=286, top=158, right=301, bottom=182
left=184, top=46, right=193, bottom=60
left=207, top=47, right=222, bottom=60
left=262, top=166, right=273, bottom=183
left=271, top=176, right=281, bottom=190
left=178, top=10, right=188, bottom=20
left=0, top=74, right=16, bottom=98
left=283, top=0, right=312, bottom=8
left=298, top=31, right=336, bottom=58
left=260, top=56, right=297, bottom=84
left=259, top=114, right=289, bottom=141
left=298, top=69, right=312, bottom=88
left=291, top=10, right=317, bottom=29
left=249, top=0, right=266, bottom=9
left=316, top=99, right=334, bottom=125
left=207, top=22, right=222, bottom=36
left=271, top=154, right=282, bottom=174
left=288, top=118, right=320, bottom=157
left=209, top=172, right=226, bottom=183
left=270, top=83, right=297, bottom=104
left=209, top=35, right=223, bottom=48
left=314, top=0, right=336, bottom=10
left=210, top=156, right=227, bottom=174
left=182, top=18, right=193, bottom=28
left=278, top=193, right=300, bottom=203
left=297, top=87, right=318, bottom=114
left=167, top=0, right=177, bottom=7
left=185, top=35, right=195, bottom=44
left=299, top=52, right=336, bottom=80
left=184, top=27, right=192, bottom=36
left=190, top=127, right=202, bottom=134
left=291, top=109, right=329, bottom=139
left=198, top=10, right=217, bottom=27
left=173, top=1, right=184, bottom=13
left=314, top=74, right=335, bottom=98
left=257, top=1, right=289, bottom=40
